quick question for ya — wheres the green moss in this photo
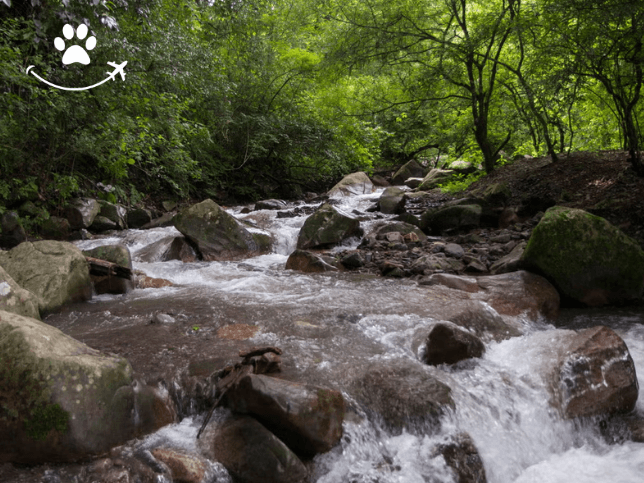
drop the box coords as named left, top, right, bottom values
left=24, top=402, right=68, bottom=441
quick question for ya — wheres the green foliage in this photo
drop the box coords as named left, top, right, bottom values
left=438, top=171, right=485, bottom=195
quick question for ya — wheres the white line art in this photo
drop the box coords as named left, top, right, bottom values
left=26, top=62, right=128, bottom=91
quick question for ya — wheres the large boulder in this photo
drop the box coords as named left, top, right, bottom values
left=378, top=186, right=406, bottom=214
left=352, top=359, right=453, bottom=434
left=96, top=201, right=127, bottom=230
left=65, top=198, right=100, bottom=230
left=327, top=172, right=373, bottom=197
left=420, top=204, right=482, bottom=235
left=552, top=326, right=639, bottom=419
left=392, top=160, right=425, bottom=185
left=285, top=249, right=338, bottom=273
left=0, top=265, right=41, bottom=319
left=418, top=168, right=455, bottom=191
left=82, top=245, right=133, bottom=294
left=296, top=204, right=361, bottom=249
left=209, top=416, right=308, bottom=483
left=0, top=310, right=149, bottom=463
left=126, top=208, right=153, bottom=229
left=173, top=199, right=268, bottom=261
left=521, top=206, right=644, bottom=306
left=223, top=374, right=344, bottom=457
left=0, top=241, right=92, bottom=315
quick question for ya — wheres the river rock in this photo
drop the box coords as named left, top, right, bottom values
left=65, top=198, right=100, bottom=230
left=431, top=433, right=487, bottom=483
left=82, top=244, right=133, bottom=294
left=135, top=235, right=198, bottom=263
left=135, top=275, right=173, bottom=289
left=0, top=265, right=41, bottom=319
left=0, top=240, right=92, bottom=315
left=489, top=241, right=526, bottom=274
left=97, top=201, right=127, bottom=230
left=285, top=249, right=338, bottom=273
left=352, top=359, right=454, bottom=434
left=378, top=186, right=406, bottom=214
left=224, top=374, right=344, bottom=457
left=126, top=208, right=153, bottom=229
left=210, top=416, right=308, bottom=483
left=89, top=215, right=119, bottom=232
left=327, top=172, right=374, bottom=197
left=418, top=168, right=455, bottom=190
left=340, top=251, right=365, bottom=269
left=553, top=326, right=638, bottom=419
left=447, top=301, right=522, bottom=342
left=151, top=448, right=207, bottom=483
left=0, top=310, right=137, bottom=463
left=296, top=204, right=361, bottom=249
left=521, top=206, right=644, bottom=306
left=173, top=199, right=268, bottom=261
left=420, top=204, right=482, bottom=235
left=40, top=216, right=71, bottom=240
left=142, top=212, right=175, bottom=229
left=411, top=255, right=465, bottom=274
left=420, top=273, right=479, bottom=293
left=0, top=212, right=26, bottom=249
left=373, top=221, right=426, bottom=242
left=392, top=159, right=425, bottom=185
left=254, top=199, right=288, bottom=211
left=413, top=322, right=485, bottom=366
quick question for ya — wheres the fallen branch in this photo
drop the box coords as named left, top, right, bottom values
left=85, top=256, right=133, bottom=280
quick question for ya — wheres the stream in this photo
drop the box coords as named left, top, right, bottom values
left=30, top=190, right=644, bottom=482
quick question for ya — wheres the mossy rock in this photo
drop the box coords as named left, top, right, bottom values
left=327, top=172, right=374, bottom=197
left=40, top=217, right=71, bottom=240
left=392, top=160, right=425, bottom=185
left=378, top=186, right=406, bottom=214
left=0, top=241, right=92, bottom=316
left=64, top=198, right=100, bottom=230
left=174, top=199, right=269, bottom=261
left=521, top=206, right=644, bottom=306
left=0, top=310, right=137, bottom=463
left=417, top=169, right=455, bottom=191
left=420, top=204, right=482, bottom=235
left=296, top=204, right=361, bottom=249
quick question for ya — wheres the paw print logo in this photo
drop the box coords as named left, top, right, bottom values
left=54, top=24, right=96, bottom=65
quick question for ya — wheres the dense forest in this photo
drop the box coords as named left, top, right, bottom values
left=2, top=0, right=644, bottom=225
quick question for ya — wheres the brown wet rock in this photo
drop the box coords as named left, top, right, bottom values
left=352, top=359, right=453, bottom=434
left=151, top=448, right=207, bottom=483
left=414, top=322, right=485, bottom=366
left=554, top=326, right=638, bottom=419
left=210, top=416, right=308, bottom=483
left=431, top=433, right=487, bottom=483
left=285, top=249, right=338, bottom=273
left=224, top=374, right=344, bottom=457
left=135, top=275, right=173, bottom=289
left=420, top=273, right=480, bottom=293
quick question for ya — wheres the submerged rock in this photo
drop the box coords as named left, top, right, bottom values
left=223, top=374, right=345, bottom=457
left=327, top=172, right=374, bottom=197
left=521, top=206, right=644, bottom=306
left=296, top=204, right=361, bottom=249
left=352, top=359, right=454, bottom=434
left=174, top=199, right=269, bottom=261
left=210, top=416, right=308, bottom=483
left=0, top=240, right=92, bottom=315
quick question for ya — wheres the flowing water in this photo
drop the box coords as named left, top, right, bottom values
left=38, top=190, right=644, bottom=482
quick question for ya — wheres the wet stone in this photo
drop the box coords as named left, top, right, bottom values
left=415, top=322, right=485, bottom=366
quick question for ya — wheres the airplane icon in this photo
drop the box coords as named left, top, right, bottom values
left=106, top=61, right=127, bottom=81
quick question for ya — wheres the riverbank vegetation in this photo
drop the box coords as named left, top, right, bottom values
left=2, top=0, right=644, bottom=214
